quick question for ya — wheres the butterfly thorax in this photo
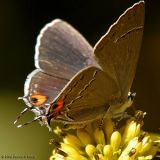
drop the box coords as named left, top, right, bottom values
left=108, top=92, right=135, bottom=116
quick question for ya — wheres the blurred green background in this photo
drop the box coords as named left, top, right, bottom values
left=0, top=0, right=160, bottom=159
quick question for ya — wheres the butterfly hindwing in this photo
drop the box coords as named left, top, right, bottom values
left=24, top=69, right=68, bottom=107
left=54, top=66, right=121, bottom=123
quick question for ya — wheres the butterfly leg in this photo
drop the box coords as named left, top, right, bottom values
left=111, top=111, right=131, bottom=119
left=98, top=118, right=104, bottom=129
left=63, top=123, right=87, bottom=130
left=98, top=104, right=110, bottom=129
left=64, top=112, right=75, bottom=122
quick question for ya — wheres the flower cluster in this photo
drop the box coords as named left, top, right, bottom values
left=50, top=111, right=160, bottom=160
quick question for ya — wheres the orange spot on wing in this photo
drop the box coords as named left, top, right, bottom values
left=54, top=99, right=64, bottom=113
left=30, top=94, right=47, bottom=106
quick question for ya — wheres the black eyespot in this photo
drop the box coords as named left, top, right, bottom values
left=31, top=97, right=38, bottom=103
left=52, top=103, right=58, bottom=109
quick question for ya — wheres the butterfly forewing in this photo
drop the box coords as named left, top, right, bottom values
left=35, top=19, right=98, bottom=80
left=94, top=1, right=144, bottom=99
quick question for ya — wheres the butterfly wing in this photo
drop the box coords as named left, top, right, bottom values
left=35, top=19, right=98, bottom=79
left=53, top=66, right=121, bottom=123
left=94, top=1, right=144, bottom=99
left=24, top=19, right=98, bottom=106
left=24, top=69, right=68, bottom=107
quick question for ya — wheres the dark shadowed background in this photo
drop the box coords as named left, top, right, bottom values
left=0, top=0, right=160, bottom=159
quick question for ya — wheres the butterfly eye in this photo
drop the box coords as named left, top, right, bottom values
left=30, top=94, right=47, bottom=106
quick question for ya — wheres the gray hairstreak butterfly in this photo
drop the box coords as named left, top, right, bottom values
left=15, top=1, right=144, bottom=131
